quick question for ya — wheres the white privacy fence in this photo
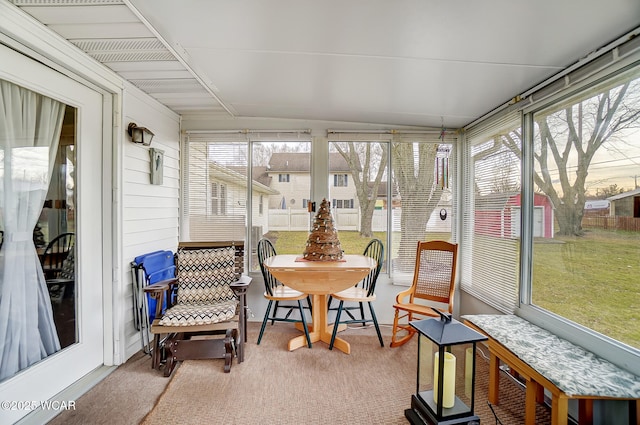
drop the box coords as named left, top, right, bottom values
left=267, top=208, right=451, bottom=233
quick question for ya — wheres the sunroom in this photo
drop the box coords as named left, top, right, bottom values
left=0, top=1, right=639, bottom=424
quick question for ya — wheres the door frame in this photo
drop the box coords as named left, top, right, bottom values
left=2, top=0, right=125, bottom=363
left=0, top=41, right=107, bottom=425
left=1, top=4, right=124, bottom=423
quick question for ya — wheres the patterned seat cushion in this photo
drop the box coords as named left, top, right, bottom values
left=158, top=299, right=238, bottom=326
left=157, top=246, right=239, bottom=326
left=175, top=246, right=237, bottom=304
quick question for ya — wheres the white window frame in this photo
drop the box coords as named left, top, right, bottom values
left=463, top=37, right=640, bottom=375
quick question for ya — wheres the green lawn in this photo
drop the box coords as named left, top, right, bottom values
left=533, top=229, right=640, bottom=349
left=268, top=228, right=640, bottom=350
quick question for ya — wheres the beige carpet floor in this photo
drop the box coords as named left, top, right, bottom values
left=142, top=323, right=550, bottom=425
left=47, top=349, right=169, bottom=425
left=49, top=321, right=551, bottom=424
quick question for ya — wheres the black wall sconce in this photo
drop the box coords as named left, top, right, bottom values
left=127, top=122, right=155, bottom=146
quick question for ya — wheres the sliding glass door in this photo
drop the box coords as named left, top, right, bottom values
left=0, top=44, right=105, bottom=423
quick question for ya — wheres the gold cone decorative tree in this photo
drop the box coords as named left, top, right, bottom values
left=302, top=198, right=344, bottom=261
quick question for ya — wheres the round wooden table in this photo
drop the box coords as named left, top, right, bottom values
left=263, top=254, right=375, bottom=354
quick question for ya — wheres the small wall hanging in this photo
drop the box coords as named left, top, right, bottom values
left=150, top=148, right=164, bottom=185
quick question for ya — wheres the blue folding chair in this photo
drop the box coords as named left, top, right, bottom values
left=131, top=250, right=175, bottom=354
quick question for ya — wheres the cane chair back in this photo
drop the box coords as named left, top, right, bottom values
left=390, top=240, right=458, bottom=347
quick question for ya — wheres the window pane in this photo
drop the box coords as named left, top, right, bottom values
left=329, top=143, right=389, bottom=271
left=531, top=72, right=640, bottom=350
left=251, top=142, right=311, bottom=270
left=0, top=83, right=77, bottom=382
left=329, top=138, right=455, bottom=280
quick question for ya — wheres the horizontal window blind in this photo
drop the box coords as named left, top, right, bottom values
left=182, top=138, right=249, bottom=243
left=461, top=111, right=521, bottom=313
left=330, top=132, right=456, bottom=285
left=183, top=132, right=312, bottom=271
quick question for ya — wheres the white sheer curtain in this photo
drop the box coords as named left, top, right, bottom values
left=0, top=79, right=65, bottom=381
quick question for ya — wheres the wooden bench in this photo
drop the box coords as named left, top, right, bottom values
left=462, top=314, right=640, bottom=425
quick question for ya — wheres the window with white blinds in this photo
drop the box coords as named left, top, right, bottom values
left=328, top=132, right=456, bottom=284
left=461, top=112, right=522, bottom=313
left=183, top=131, right=311, bottom=272
left=182, top=135, right=249, bottom=243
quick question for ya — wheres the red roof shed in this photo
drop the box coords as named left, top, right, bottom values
left=474, top=192, right=554, bottom=238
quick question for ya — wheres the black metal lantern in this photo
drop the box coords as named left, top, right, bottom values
left=405, top=310, right=487, bottom=425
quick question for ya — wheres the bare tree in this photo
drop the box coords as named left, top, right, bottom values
left=252, top=143, right=273, bottom=167
left=334, top=142, right=388, bottom=237
left=334, top=138, right=445, bottom=272
left=503, top=79, right=640, bottom=236
left=392, top=139, right=443, bottom=272
left=597, top=184, right=626, bottom=199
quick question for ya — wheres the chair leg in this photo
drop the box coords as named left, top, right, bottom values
left=271, top=301, right=280, bottom=325
left=345, top=308, right=357, bottom=321
left=390, top=309, right=415, bottom=347
left=163, top=336, right=179, bottom=377
left=257, top=300, right=274, bottom=345
left=223, top=328, right=234, bottom=373
left=390, top=308, right=400, bottom=346
left=243, top=305, right=248, bottom=343
left=368, top=302, right=384, bottom=347
left=297, top=299, right=312, bottom=348
left=306, top=296, right=313, bottom=315
left=151, top=333, right=161, bottom=369
left=359, top=303, right=366, bottom=326
left=234, top=327, right=244, bottom=363
left=283, top=307, right=294, bottom=320
left=329, top=301, right=344, bottom=350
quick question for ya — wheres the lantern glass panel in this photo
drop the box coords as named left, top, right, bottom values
left=417, top=334, right=477, bottom=420
left=408, top=316, right=486, bottom=424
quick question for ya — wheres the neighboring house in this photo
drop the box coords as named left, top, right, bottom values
left=369, top=180, right=401, bottom=209
left=187, top=161, right=278, bottom=241
left=266, top=152, right=359, bottom=210
left=265, top=152, right=311, bottom=210
left=474, top=192, right=554, bottom=238
left=607, top=188, right=640, bottom=218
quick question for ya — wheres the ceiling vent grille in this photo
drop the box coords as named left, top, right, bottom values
left=73, top=38, right=165, bottom=52
left=88, top=51, right=176, bottom=62
left=72, top=38, right=173, bottom=62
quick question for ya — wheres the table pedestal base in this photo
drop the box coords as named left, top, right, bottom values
left=289, top=294, right=351, bottom=354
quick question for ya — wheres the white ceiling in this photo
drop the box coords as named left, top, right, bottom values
left=8, top=0, right=640, bottom=128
